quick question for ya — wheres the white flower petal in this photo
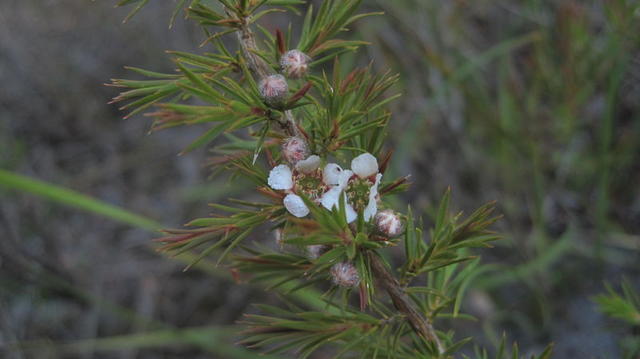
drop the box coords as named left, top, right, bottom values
left=345, top=202, right=357, bottom=223
left=321, top=188, right=358, bottom=224
left=337, top=169, right=353, bottom=189
left=351, top=153, right=379, bottom=178
left=363, top=173, right=382, bottom=221
left=283, top=194, right=309, bottom=217
left=267, top=164, right=293, bottom=190
left=322, top=163, right=342, bottom=185
left=321, top=186, right=342, bottom=210
left=295, top=155, right=321, bottom=174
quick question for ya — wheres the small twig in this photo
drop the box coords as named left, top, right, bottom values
left=234, top=14, right=300, bottom=137
left=236, top=16, right=270, bottom=79
left=368, top=252, right=446, bottom=355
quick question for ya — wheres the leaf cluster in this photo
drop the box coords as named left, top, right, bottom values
left=304, top=62, right=400, bottom=156
left=400, top=189, right=501, bottom=285
left=468, top=335, right=553, bottom=359
left=595, top=278, right=640, bottom=326
left=111, top=0, right=391, bottom=160
left=594, top=279, right=640, bottom=358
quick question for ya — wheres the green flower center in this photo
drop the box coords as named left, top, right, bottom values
left=294, top=172, right=326, bottom=202
left=345, top=177, right=372, bottom=212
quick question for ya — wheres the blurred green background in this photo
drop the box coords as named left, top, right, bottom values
left=1, top=0, right=639, bottom=358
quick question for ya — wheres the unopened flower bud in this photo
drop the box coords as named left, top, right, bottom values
left=330, top=262, right=360, bottom=288
left=374, top=210, right=404, bottom=238
left=280, top=50, right=310, bottom=79
left=282, top=136, right=309, bottom=165
left=259, top=74, right=288, bottom=107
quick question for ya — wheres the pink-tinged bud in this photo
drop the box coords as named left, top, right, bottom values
left=330, top=262, right=360, bottom=288
left=282, top=136, right=309, bottom=165
left=259, top=74, right=288, bottom=107
left=374, top=210, right=404, bottom=238
left=280, top=50, right=310, bottom=79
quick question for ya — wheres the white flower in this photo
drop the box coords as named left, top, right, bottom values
left=267, top=156, right=322, bottom=218
left=351, top=152, right=379, bottom=178
left=320, top=168, right=357, bottom=223
left=320, top=153, right=382, bottom=223
left=267, top=153, right=382, bottom=222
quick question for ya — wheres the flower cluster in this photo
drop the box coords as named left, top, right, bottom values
left=267, top=146, right=382, bottom=222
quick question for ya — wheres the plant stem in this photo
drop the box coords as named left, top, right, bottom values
left=236, top=15, right=299, bottom=137
left=368, top=252, right=445, bottom=355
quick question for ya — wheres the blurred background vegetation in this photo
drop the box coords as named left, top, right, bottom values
left=1, top=0, right=639, bottom=358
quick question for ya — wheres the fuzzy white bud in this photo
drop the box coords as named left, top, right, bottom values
left=280, top=50, right=310, bottom=79
left=282, top=136, right=309, bottom=165
left=330, top=262, right=360, bottom=288
left=374, top=209, right=404, bottom=238
left=259, top=74, right=288, bottom=107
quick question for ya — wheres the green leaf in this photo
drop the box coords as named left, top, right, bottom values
left=180, top=121, right=229, bottom=154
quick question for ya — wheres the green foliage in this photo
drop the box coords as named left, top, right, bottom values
left=306, top=62, right=399, bottom=156
left=594, top=279, right=640, bottom=358
left=595, top=280, right=640, bottom=326
left=468, top=335, right=553, bottom=359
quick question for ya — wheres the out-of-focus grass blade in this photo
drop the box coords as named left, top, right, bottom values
left=0, top=169, right=161, bottom=231
left=6, top=326, right=280, bottom=359
left=475, top=232, right=574, bottom=290
left=0, top=169, right=330, bottom=311
left=451, top=31, right=540, bottom=84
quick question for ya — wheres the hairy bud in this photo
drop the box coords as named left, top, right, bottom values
left=280, top=49, right=310, bottom=79
left=330, top=262, right=360, bottom=288
left=259, top=74, right=288, bottom=107
left=282, top=136, right=309, bottom=165
left=374, top=210, right=404, bottom=238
